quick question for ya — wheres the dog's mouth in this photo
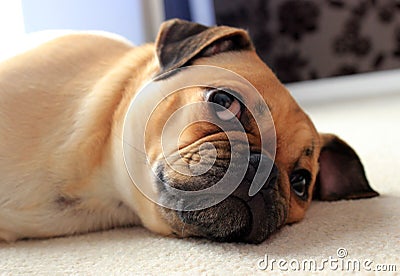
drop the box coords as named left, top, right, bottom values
left=153, top=143, right=288, bottom=244
left=164, top=189, right=287, bottom=244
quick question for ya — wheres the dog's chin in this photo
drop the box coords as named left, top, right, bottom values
left=156, top=170, right=288, bottom=244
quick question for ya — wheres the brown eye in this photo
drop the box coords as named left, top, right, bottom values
left=290, top=169, right=311, bottom=199
left=208, top=90, right=242, bottom=121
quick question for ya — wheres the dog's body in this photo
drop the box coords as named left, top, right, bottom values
left=0, top=19, right=378, bottom=243
left=0, top=34, right=156, bottom=241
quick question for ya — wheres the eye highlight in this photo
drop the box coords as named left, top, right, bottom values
left=290, top=169, right=311, bottom=199
left=207, top=89, right=242, bottom=121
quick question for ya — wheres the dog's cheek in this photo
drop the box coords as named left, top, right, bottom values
left=285, top=167, right=317, bottom=223
left=287, top=196, right=308, bottom=223
left=285, top=181, right=311, bottom=224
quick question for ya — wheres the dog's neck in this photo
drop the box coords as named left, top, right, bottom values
left=104, top=44, right=172, bottom=234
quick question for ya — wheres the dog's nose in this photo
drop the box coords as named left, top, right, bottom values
left=170, top=152, right=280, bottom=243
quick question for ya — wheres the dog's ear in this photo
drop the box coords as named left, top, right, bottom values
left=313, top=134, right=379, bottom=201
left=155, top=19, right=253, bottom=74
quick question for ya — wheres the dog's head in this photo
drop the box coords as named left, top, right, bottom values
left=126, top=19, right=378, bottom=244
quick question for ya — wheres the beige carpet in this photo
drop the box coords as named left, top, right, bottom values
left=1, top=78, right=399, bottom=275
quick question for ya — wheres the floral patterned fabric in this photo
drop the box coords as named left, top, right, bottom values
left=214, top=0, right=400, bottom=83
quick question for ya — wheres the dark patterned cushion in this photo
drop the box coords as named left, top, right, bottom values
left=214, top=0, right=400, bottom=83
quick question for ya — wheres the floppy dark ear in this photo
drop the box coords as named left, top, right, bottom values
left=155, top=19, right=253, bottom=74
left=313, top=134, right=379, bottom=201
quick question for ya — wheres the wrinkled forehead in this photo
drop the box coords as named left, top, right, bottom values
left=192, top=50, right=320, bottom=144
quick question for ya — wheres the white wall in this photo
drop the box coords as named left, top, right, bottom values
left=1, top=0, right=217, bottom=47
left=21, top=0, right=146, bottom=45
left=189, top=0, right=215, bottom=26
left=0, top=0, right=25, bottom=39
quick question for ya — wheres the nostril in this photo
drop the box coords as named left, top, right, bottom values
left=249, top=152, right=261, bottom=167
left=247, top=153, right=278, bottom=196
left=245, top=153, right=262, bottom=180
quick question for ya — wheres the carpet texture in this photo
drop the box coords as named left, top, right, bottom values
left=1, top=84, right=399, bottom=275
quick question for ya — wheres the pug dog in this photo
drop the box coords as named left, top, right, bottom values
left=0, top=19, right=378, bottom=243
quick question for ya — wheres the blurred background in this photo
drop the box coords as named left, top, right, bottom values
left=2, top=0, right=400, bottom=84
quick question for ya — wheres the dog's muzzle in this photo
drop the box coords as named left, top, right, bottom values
left=156, top=148, right=287, bottom=244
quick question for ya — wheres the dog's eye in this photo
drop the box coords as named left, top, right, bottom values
left=208, top=89, right=242, bottom=120
left=290, top=169, right=311, bottom=199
